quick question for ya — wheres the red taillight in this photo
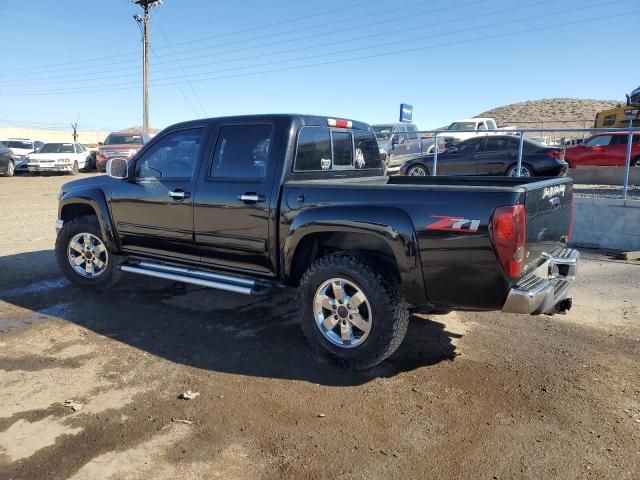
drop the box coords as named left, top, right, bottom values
left=547, top=149, right=565, bottom=161
left=567, top=201, right=574, bottom=241
left=492, top=205, right=526, bottom=278
left=327, top=118, right=352, bottom=128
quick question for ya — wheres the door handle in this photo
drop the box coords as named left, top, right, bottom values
left=239, top=193, right=265, bottom=203
left=169, top=190, right=190, bottom=200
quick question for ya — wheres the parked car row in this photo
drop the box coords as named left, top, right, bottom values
left=0, top=130, right=152, bottom=178
left=0, top=138, right=93, bottom=177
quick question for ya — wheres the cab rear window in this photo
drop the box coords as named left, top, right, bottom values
left=294, top=127, right=381, bottom=172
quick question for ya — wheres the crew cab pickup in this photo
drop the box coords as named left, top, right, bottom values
left=443, top=117, right=516, bottom=144
left=55, top=114, right=579, bottom=369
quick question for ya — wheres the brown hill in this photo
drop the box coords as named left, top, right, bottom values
left=477, top=98, right=621, bottom=129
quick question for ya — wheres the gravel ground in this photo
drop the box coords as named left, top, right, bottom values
left=574, top=184, right=640, bottom=200
left=1, top=173, right=639, bottom=480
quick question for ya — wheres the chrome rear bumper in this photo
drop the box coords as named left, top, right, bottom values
left=502, top=248, right=579, bottom=315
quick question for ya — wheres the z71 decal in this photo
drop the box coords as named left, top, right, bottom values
left=426, top=215, right=481, bottom=232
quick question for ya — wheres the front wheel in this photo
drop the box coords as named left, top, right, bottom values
left=55, top=215, right=122, bottom=288
left=69, top=161, right=79, bottom=175
left=506, top=163, right=533, bottom=177
left=298, top=254, right=409, bottom=370
left=407, top=164, right=428, bottom=176
left=4, top=160, right=14, bottom=177
left=632, top=157, right=640, bottom=167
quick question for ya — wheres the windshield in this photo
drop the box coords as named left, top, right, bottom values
left=39, top=143, right=75, bottom=154
left=3, top=140, right=33, bottom=149
left=372, top=125, right=394, bottom=141
left=446, top=122, right=477, bottom=131
left=104, top=134, right=143, bottom=145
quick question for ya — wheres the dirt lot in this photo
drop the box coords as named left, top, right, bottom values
left=1, top=173, right=639, bottom=480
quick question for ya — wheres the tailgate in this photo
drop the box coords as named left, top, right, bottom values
left=523, top=179, right=573, bottom=273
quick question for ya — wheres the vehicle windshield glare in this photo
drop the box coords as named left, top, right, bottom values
left=104, top=134, right=143, bottom=145
left=3, top=140, right=33, bottom=149
left=446, top=122, right=477, bottom=131
left=372, top=125, right=394, bottom=141
left=39, top=143, right=75, bottom=154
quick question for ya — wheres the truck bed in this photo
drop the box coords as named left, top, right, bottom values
left=283, top=175, right=573, bottom=311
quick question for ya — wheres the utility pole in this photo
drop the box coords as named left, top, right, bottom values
left=133, top=0, right=162, bottom=135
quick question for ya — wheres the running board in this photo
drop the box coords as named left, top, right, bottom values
left=119, top=261, right=259, bottom=295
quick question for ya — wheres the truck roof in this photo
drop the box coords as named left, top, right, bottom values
left=168, top=114, right=372, bottom=132
left=454, top=118, right=494, bottom=123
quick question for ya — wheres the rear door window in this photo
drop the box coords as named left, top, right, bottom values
left=210, top=124, right=273, bottom=179
left=406, top=125, right=418, bottom=140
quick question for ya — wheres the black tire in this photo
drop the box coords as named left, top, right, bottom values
left=55, top=215, right=123, bottom=289
left=298, top=254, right=409, bottom=370
left=632, top=157, right=640, bottom=167
left=4, top=160, right=15, bottom=177
left=69, top=161, right=79, bottom=176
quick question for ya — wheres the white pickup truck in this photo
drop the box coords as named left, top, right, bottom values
left=442, top=117, right=516, bottom=144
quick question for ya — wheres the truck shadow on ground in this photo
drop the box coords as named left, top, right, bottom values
left=0, top=250, right=460, bottom=386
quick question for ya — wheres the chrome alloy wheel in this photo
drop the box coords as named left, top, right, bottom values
left=313, top=278, right=372, bottom=348
left=67, top=233, right=108, bottom=278
left=408, top=165, right=427, bottom=176
left=508, top=165, right=532, bottom=177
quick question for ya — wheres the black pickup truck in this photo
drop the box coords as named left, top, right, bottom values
left=55, top=114, right=579, bottom=369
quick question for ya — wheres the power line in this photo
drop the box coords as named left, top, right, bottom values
left=149, top=45, right=202, bottom=117
left=158, top=29, right=208, bottom=117
left=0, top=9, right=135, bottom=40
left=0, top=0, right=391, bottom=75
left=2, top=9, right=634, bottom=98
left=2, top=1, right=629, bottom=96
left=0, top=0, right=469, bottom=84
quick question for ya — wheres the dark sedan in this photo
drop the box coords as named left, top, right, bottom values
left=0, top=142, right=16, bottom=177
left=399, top=135, right=568, bottom=177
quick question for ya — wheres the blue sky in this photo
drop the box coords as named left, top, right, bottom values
left=0, top=0, right=638, bottom=131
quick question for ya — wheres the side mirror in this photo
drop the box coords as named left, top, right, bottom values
left=391, top=135, right=399, bottom=146
left=106, top=158, right=129, bottom=179
left=448, top=146, right=459, bottom=154
left=98, top=142, right=104, bottom=146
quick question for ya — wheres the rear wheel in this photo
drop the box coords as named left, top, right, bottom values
left=4, top=160, right=14, bottom=177
left=507, top=163, right=533, bottom=177
left=55, top=215, right=122, bottom=288
left=407, top=164, right=428, bottom=176
left=298, top=254, right=409, bottom=370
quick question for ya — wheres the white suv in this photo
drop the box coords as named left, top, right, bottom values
left=0, top=138, right=45, bottom=172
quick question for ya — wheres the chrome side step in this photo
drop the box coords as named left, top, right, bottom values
left=119, top=261, right=257, bottom=295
